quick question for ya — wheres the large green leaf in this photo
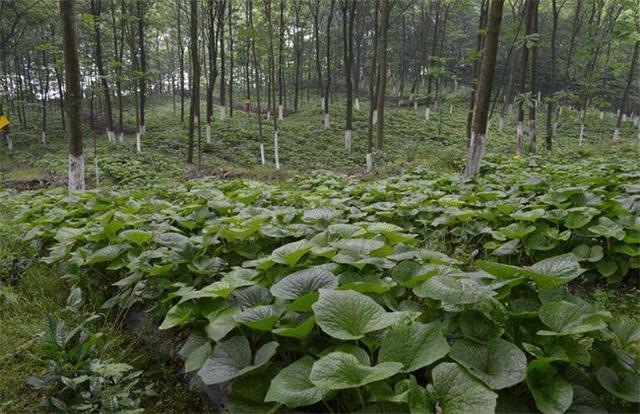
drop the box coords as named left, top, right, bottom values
left=312, top=289, right=410, bottom=340
left=589, top=217, right=626, bottom=240
left=270, top=266, right=338, bottom=300
left=521, top=254, right=585, bottom=289
left=430, top=362, right=497, bottom=414
left=596, top=367, right=640, bottom=403
left=234, top=305, right=281, bottom=331
left=378, top=320, right=449, bottom=372
left=610, top=318, right=640, bottom=348
left=413, top=274, right=496, bottom=304
left=309, top=352, right=403, bottom=390
left=85, top=243, right=130, bottom=265
left=538, top=301, right=607, bottom=336
left=197, top=336, right=278, bottom=385
left=265, top=356, right=331, bottom=408
left=526, top=359, right=573, bottom=414
left=272, top=239, right=312, bottom=266
left=449, top=338, right=526, bottom=390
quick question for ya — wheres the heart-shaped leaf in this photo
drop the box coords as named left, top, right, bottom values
left=378, top=320, right=449, bottom=372
left=265, top=356, right=332, bottom=408
left=270, top=266, right=339, bottom=300
left=430, top=362, right=497, bottom=414
left=309, top=352, right=403, bottom=390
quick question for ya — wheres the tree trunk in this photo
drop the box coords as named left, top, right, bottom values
left=516, top=0, right=533, bottom=157
left=342, top=0, right=356, bottom=151
left=177, top=0, right=185, bottom=123
left=463, top=0, right=504, bottom=179
left=545, top=0, right=559, bottom=151
left=277, top=0, right=285, bottom=120
left=91, top=0, right=114, bottom=142
left=265, top=0, right=279, bottom=169
left=466, top=0, right=488, bottom=140
left=219, top=0, right=226, bottom=120
left=137, top=0, right=146, bottom=132
left=312, top=0, right=323, bottom=102
left=614, top=37, right=639, bottom=140
left=60, top=0, right=85, bottom=191
left=323, top=0, right=336, bottom=128
left=40, top=38, right=50, bottom=145
left=293, top=1, right=302, bottom=112
left=248, top=0, right=264, bottom=163
left=367, top=0, right=380, bottom=155
left=228, top=0, right=234, bottom=118
left=527, top=0, right=538, bottom=153
left=187, top=0, right=200, bottom=166
left=375, top=0, right=391, bottom=151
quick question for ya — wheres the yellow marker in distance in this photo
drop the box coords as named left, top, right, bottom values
left=0, top=115, right=9, bottom=130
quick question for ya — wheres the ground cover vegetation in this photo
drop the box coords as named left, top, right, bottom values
left=1, top=0, right=639, bottom=412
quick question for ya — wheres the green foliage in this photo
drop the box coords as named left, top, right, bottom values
left=11, top=157, right=640, bottom=412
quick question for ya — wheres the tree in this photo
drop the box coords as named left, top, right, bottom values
left=91, top=0, right=114, bottom=143
left=463, top=0, right=505, bottom=178
left=265, top=0, right=280, bottom=169
left=375, top=0, right=391, bottom=151
left=341, top=0, right=356, bottom=151
left=516, top=0, right=534, bottom=157
left=218, top=0, right=226, bottom=120
left=323, top=0, right=336, bottom=128
left=614, top=15, right=639, bottom=141
left=187, top=0, right=200, bottom=167
left=527, top=0, right=538, bottom=153
left=545, top=0, right=560, bottom=151
left=59, top=0, right=84, bottom=191
left=137, top=0, right=146, bottom=133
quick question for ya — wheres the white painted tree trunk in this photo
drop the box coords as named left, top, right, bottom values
left=463, top=131, right=485, bottom=178
left=273, top=130, right=280, bottom=170
left=7, top=134, right=13, bottom=151
left=413, top=101, right=418, bottom=111
left=613, top=127, right=620, bottom=141
left=119, top=132, right=124, bottom=143
left=206, top=124, right=212, bottom=143
left=622, top=114, right=626, bottom=122
left=320, top=97, right=325, bottom=108
left=449, top=105, right=453, bottom=114
left=366, top=152, right=372, bottom=172
left=278, top=105, right=284, bottom=120
left=536, top=91, right=541, bottom=107
left=94, top=157, right=100, bottom=188
left=260, top=143, right=266, bottom=165
left=354, top=98, right=360, bottom=111
left=508, top=104, right=513, bottom=115
left=579, top=123, right=585, bottom=145
left=553, top=121, right=558, bottom=135
left=323, top=113, right=330, bottom=128
left=398, top=98, right=404, bottom=107
left=220, top=106, right=226, bottom=120
left=68, top=153, right=85, bottom=191
left=373, top=110, right=378, bottom=125
left=424, top=106, right=430, bottom=122
left=599, top=112, right=603, bottom=120
left=41, top=131, right=47, bottom=145
left=516, top=121, right=524, bottom=156
left=136, top=131, right=142, bottom=153
left=529, top=119, right=536, bottom=150
left=499, top=114, right=504, bottom=131
left=558, top=106, right=563, bottom=116
left=140, top=125, right=145, bottom=133
left=344, top=130, right=352, bottom=152
left=266, top=110, right=271, bottom=120
left=454, top=79, right=458, bottom=91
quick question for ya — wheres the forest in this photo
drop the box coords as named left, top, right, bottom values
left=0, top=0, right=639, bottom=412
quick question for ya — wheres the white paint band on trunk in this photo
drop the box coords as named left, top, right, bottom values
left=344, top=130, right=352, bottom=152
left=206, top=124, right=212, bottom=143
left=278, top=105, right=284, bottom=120
left=68, top=153, right=85, bottom=191
left=260, top=143, right=266, bottom=165
left=324, top=113, right=330, bottom=128
left=136, top=132, right=142, bottom=153
left=366, top=152, right=372, bottom=172
left=274, top=130, right=280, bottom=170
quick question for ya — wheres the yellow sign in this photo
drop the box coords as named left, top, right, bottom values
left=0, top=115, right=9, bottom=130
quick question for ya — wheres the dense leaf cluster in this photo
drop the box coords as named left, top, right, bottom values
left=15, top=157, right=640, bottom=412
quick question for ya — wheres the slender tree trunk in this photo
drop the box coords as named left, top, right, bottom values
left=265, top=0, right=279, bottom=169
left=565, top=0, right=583, bottom=80
left=312, top=0, right=323, bottom=102
left=367, top=1, right=380, bottom=157
left=375, top=0, right=391, bottom=151
left=466, top=0, right=488, bottom=140
left=342, top=0, right=356, bottom=151
left=614, top=36, right=639, bottom=140
left=228, top=0, right=234, bottom=118
left=40, top=40, right=50, bottom=145
left=177, top=0, right=185, bottom=123
left=527, top=0, right=538, bottom=153
left=323, top=0, right=336, bottom=128
left=219, top=0, right=226, bottom=120
left=464, top=0, right=504, bottom=179
left=293, top=2, right=302, bottom=112
left=277, top=0, right=285, bottom=120
left=91, top=0, right=114, bottom=142
left=244, top=0, right=251, bottom=111
left=187, top=0, right=200, bottom=166
left=60, top=0, right=85, bottom=191
left=545, top=0, right=559, bottom=151
left=516, top=0, right=533, bottom=157
left=137, top=0, right=146, bottom=132
left=248, top=0, right=264, bottom=163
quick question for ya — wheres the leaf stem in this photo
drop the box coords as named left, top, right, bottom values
left=356, top=387, right=366, bottom=410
